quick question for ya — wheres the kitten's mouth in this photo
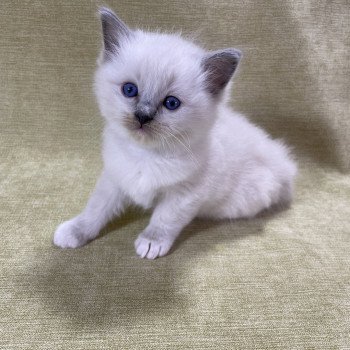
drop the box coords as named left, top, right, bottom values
left=134, top=124, right=150, bottom=133
left=123, top=117, right=155, bottom=139
left=137, top=124, right=146, bottom=131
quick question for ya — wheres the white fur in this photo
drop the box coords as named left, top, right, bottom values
left=54, top=20, right=297, bottom=259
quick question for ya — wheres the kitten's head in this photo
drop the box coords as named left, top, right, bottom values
left=94, top=8, right=241, bottom=148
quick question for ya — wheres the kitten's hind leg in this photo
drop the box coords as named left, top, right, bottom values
left=221, top=169, right=294, bottom=220
left=54, top=171, right=126, bottom=248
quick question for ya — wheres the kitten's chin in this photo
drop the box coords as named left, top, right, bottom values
left=132, top=126, right=152, bottom=141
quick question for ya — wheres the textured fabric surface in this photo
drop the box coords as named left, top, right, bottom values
left=1, top=1, right=349, bottom=349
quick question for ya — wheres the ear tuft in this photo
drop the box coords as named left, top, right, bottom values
left=99, top=7, right=131, bottom=60
left=202, top=48, right=242, bottom=95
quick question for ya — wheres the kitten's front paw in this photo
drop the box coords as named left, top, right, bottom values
left=135, top=229, right=174, bottom=259
left=53, top=218, right=89, bottom=249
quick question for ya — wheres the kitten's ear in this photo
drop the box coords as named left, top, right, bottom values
left=99, top=7, right=131, bottom=59
left=202, top=48, right=242, bottom=95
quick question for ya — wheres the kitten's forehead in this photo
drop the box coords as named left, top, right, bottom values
left=132, top=31, right=204, bottom=64
left=117, top=31, right=204, bottom=98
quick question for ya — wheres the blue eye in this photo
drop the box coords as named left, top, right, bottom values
left=163, top=96, right=181, bottom=110
left=122, top=82, right=138, bottom=97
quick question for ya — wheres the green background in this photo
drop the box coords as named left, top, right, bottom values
left=1, top=1, right=349, bottom=348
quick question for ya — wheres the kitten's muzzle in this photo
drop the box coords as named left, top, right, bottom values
left=135, top=111, right=155, bottom=126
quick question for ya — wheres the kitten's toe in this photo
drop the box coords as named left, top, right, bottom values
left=53, top=218, right=89, bottom=249
left=134, top=232, right=173, bottom=259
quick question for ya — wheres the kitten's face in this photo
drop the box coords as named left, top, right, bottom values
left=95, top=8, right=241, bottom=149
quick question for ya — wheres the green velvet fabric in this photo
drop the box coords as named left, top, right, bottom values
left=1, top=1, right=349, bottom=348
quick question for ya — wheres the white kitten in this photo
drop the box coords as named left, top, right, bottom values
left=54, top=8, right=297, bottom=259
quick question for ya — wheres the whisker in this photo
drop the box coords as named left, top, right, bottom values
left=160, top=126, right=199, bottom=167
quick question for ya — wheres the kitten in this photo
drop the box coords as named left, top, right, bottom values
left=53, top=7, right=297, bottom=259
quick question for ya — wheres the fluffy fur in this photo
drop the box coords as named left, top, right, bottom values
left=54, top=8, right=297, bottom=259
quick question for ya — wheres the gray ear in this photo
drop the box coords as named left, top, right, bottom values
left=99, top=7, right=131, bottom=59
left=202, top=48, right=242, bottom=95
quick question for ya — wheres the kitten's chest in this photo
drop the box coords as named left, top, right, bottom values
left=105, top=146, right=192, bottom=208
